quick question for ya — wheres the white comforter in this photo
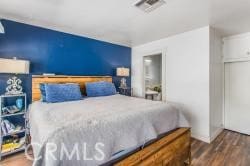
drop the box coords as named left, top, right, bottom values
left=29, top=95, right=189, bottom=166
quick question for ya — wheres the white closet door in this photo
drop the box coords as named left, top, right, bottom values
left=225, top=62, right=250, bottom=135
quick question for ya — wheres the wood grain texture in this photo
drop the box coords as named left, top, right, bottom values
left=114, top=128, right=191, bottom=166
left=0, top=130, right=249, bottom=166
left=32, top=75, right=112, bottom=101
left=191, top=130, right=250, bottom=166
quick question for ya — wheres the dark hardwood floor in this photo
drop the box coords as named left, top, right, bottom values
left=191, top=130, right=250, bottom=166
left=0, top=130, right=249, bottom=166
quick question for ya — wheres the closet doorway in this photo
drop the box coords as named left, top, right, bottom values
left=224, top=61, right=250, bottom=135
left=143, top=53, right=165, bottom=101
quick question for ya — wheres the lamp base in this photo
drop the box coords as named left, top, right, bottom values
left=120, top=77, right=127, bottom=88
left=5, top=76, right=23, bottom=95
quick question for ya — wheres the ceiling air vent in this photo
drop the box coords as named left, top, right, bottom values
left=135, top=0, right=166, bottom=13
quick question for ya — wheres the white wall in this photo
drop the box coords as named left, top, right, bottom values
left=223, top=32, right=250, bottom=62
left=209, top=27, right=224, bottom=141
left=132, top=27, right=211, bottom=142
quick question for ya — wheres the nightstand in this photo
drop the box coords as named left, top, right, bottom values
left=0, top=93, right=28, bottom=160
left=119, top=87, right=133, bottom=96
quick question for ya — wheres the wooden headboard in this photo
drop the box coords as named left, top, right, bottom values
left=32, top=75, right=112, bottom=102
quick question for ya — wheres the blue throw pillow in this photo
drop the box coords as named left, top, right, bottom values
left=45, top=83, right=82, bottom=103
left=39, top=83, right=47, bottom=102
left=86, top=81, right=116, bottom=97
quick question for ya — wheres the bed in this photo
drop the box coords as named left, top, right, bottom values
left=29, top=75, right=191, bottom=166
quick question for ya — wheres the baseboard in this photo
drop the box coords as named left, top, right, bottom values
left=191, top=133, right=211, bottom=143
left=224, top=127, right=250, bottom=135
left=210, top=128, right=224, bottom=142
left=191, top=128, right=224, bottom=143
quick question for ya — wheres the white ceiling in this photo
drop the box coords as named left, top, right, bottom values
left=0, top=0, right=250, bottom=47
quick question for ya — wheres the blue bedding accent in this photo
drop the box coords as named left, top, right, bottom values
left=45, top=83, right=82, bottom=103
left=86, top=81, right=116, bottom=97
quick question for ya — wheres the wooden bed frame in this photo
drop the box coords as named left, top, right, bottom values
left=32, top=75, right=113, bottom=101
left=31, top=75, right=191, bottom=166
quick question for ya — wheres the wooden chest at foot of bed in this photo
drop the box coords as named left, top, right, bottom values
left=114, top=128, right=191, bottom=166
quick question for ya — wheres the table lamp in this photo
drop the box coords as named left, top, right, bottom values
left=116, top=67, right=130, bottom=88
left=0, top=57, right=30, bottom=95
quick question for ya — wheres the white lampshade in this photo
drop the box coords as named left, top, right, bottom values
left=116, top=67, right=129, bottom=77
left=0, top=58, right=30, bottom=74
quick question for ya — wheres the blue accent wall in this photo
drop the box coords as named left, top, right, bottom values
left=0, top=19, right=131, bottom=103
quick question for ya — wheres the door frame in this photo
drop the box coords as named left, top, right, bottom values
left=142, top=49, right=167, bottom=101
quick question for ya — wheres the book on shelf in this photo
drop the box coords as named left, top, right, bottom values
left=1, top=105, right=21, bottom=115
left=1, top=137, right=25, bottom=154
left=1, top=119, right=24, bottom=136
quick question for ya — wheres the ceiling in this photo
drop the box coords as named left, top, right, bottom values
left=0, top=0, right=250, bottom=47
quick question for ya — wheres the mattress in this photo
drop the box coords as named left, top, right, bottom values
left=28, top=94, right=189, bottom=166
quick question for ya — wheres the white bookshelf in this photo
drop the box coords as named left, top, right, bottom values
left=0, top=93, right=28, bottom=160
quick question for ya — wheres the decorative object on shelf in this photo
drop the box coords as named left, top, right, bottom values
left=16, top=98, right=23, bottom=110
left=6, top=76, right=23, bottom=95
left=116, top=67, right=130, bottom=88
left=1, top=136, right=25, bottom=154
left=2, top=106, right=19, bottom=114
left=0, top=57, right=30, bottom=95
left=1, top=119, right=16, bottom=135
left=1, top=119, right=23, bottom=136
